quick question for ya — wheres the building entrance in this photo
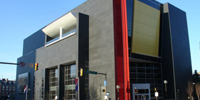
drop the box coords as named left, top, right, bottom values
left=132, top=84, right=151, bottom=100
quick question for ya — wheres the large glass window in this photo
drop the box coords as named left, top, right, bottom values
left=64, top=64, right=76, bottom=100
left=49, top=68, right=58, bottom=100
left=130, top=62, right=162, bottom=99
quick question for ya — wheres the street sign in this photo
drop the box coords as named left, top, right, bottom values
left=19, top=62, right=25, bottom=67
left=106, top=92, right=110, bottom=96
left=85, top=70, right=97, bottom=75
left=104, top=96, right=108, bottom=99
left=104, top=80, right=107, bottom=86
left=155, top=92, right=159, bottom=97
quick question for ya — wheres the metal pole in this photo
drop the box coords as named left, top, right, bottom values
left=26, top=90, right=27, bottom=100
left=116, top=85, right=120, bottom=100
left=78, top=77, right=79, bottom=100
left=165, top=83, right=167, bottom=98
left=117, top=88, right=119, bottom=100
left=0, top=62, right=18, bottom=65
left=100, top=85, right=101, bottom=100
left=164, top=80, right=168, bottom=99
left=105, top=73, right=107, bottom=93
left=26, top=85, right=28, bottom=100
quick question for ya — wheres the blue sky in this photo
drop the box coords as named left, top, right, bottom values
left=0, top=0, right=199, bottom=80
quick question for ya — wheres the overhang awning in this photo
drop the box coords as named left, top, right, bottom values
left=42, top=12, right=77, bottom=38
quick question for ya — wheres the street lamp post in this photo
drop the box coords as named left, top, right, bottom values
left=164, top=80, right=168, bottom=92
left=193, top=82, right=195, bottom=99
left=164, top=80, right=168, bottom=99
left=116, top=85, right=120, bottom=100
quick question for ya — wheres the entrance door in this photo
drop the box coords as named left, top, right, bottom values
left=134, top=94, right=149, bottom=100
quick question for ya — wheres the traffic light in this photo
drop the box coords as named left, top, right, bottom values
left=155, top=88, right=157, bottom=92
left=102, top=89, right=106, bottom=93
left=80, top=68, right=83, bottom=76
left=35, top=63, right=38, bottom=71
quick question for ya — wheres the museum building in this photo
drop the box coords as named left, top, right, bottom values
left=15, top=0, right=192, bottom=100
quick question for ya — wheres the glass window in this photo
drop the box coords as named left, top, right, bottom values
left=42, top=69, right=45, bottom=77
left=49, top=68, right=58, bottom=100
left=62, top=28, right=76, bottom=37
left=55, top=69, right=58, bottom=77
left=64, top=64, right=76, bottom=100
left=70, top=65, right=76, bottom=78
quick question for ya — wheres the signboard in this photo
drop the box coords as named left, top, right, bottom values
left=18, top=72, right=29, bottom=93
left=155, top=92, right=159, bottom=97
left=85, top=70, right=97, bottom=75
left=104, top=80, right=107, bottom=86
left=19, top=61, right=25, bottom=67
left=65, top=85, right=75, bottom=90
left=104, top=96, right=108, bottom=99
left=106, top=92, right=110, bottom=96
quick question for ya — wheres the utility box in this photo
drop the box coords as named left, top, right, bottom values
left=97, top=86, right=107, bottom=100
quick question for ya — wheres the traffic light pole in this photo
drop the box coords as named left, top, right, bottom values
left=97, top=72, right=107, bottom=83
left=82, top=70, right=108, bottom=97
left=96, top=72, right=107, bottom=96
left=0, top=61, right=25, bottom=67
left=0, top=62, right=18, bottom=65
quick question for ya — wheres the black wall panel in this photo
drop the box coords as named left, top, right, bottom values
left=168, top=3, right=192, bottom=100
left=161, top=3, right=192, bottom=100
left=78, top=13, right=89, bottom=100
left=161, top=12, right=176, bottom=99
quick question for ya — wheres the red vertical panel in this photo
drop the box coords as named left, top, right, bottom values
left=113, top=0, right=130, bottom=100
left=113, top=0, right=124, bottom=99
left=121, top=0, right=130, bottom=99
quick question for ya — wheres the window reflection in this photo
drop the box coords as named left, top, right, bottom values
left=55, top=69, right=58, bottom=77
left=70, top=65, right=76, bottom=78
left=49, top=68, right=58, bottom=100
left=64, top=64, right=76, bottom=100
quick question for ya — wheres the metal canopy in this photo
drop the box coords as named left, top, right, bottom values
left=42, top=12, right=77, bottom=38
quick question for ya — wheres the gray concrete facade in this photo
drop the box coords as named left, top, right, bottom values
left=35, top=0, right=115, bottom=99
